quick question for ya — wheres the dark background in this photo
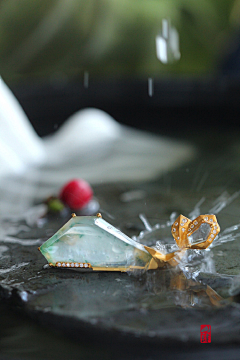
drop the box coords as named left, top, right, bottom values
left=9, top=74, right=240, bottom=139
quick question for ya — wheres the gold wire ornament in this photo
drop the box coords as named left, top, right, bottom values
left=171, top=214, right=220, bottom=249
left=39, top=213, right=220, bottom=272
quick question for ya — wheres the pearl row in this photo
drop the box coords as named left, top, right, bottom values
left=55, top=262, right=90, bottom=268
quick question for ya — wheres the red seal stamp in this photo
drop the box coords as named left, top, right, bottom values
left=200, top=325, right=211, bottom=343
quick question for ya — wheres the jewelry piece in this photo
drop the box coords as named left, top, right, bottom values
left=39, top=213, right=220, bottom=272
left=171, top=214, right=220, bottom=249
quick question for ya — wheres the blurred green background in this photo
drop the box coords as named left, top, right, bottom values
left=0, top=0, right=239, bottom=84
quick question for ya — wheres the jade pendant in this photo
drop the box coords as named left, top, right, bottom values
left=39, top=215, right=154, bottom=271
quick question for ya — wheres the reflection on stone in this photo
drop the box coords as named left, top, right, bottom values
left=187, top=223, right=211, bottom=245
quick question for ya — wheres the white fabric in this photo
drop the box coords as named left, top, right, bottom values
left=0, top=79, right=45, bottom=176
left=0, top=79, right=195, bottom=184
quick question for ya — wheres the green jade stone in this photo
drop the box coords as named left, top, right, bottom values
left=40, top=216, right=152, bottom=270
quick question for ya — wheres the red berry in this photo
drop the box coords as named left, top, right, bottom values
left=59, top=179, right=93, bottom=210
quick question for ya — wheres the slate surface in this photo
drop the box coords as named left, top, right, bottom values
left=1, top=139, right=240, bottom=357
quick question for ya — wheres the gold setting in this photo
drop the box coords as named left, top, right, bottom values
left=171, top=214, right=220, bottom=249
left=91, top=265, right=147, bottom=272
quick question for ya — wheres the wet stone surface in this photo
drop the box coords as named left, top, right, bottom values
left=1, top=145, right=240, bottom=349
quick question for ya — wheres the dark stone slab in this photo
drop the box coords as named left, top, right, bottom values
left=1, top=145, right=240, bottom=356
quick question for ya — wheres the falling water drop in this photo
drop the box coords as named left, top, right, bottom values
left=84, top=71, right=89, bottom=88
left=156, top=19, right=181, bottom=64
left=148, top=78, right=154, bottom=97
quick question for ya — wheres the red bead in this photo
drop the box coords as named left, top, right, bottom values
left=59, top=179, right=93, bottom=210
